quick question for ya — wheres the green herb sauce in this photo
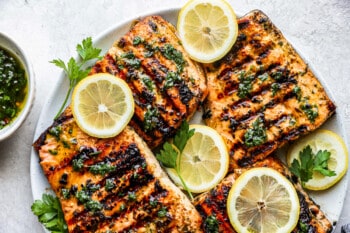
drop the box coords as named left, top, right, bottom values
left=0, top=47, right=27, bottom=129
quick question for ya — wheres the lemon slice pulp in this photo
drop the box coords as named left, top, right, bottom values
left=227, top=167, right=300, bottom=233
left=71, top=73, right=134, bottom=138
left=166, top=124, right=229, bottom=193
left=177, top=0, right=238, bottom=63
left=287, top=129, right=348, bottom=190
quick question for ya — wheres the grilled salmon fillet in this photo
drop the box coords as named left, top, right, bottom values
left=202, top=10, right=336, bottom=169
left=90, top=15, right=207, bottom=149
left=33, top=107, right=203, bottom=233
left=194, top=156, right=333, bottom=233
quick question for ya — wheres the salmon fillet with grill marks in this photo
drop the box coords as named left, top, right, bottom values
left=90, top=15, right=207, bottom=149
left=202, top=10, right=336, bottom=170
left=33, top=108, right=203, bottom=233
left=194, top=156, right=333, bottom=233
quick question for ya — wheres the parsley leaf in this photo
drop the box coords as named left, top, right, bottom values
left=31, top=193, right=68, bottom=233
left=313, top=150, right=336, bottom=176
left=156, top=121, right=194, bottom=199
left=51, top=37, right=102, bottom=119
left=289, top=145, right=336, bottom=187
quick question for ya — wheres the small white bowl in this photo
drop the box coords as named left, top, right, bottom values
left=0, top=32, right=35, bottom=141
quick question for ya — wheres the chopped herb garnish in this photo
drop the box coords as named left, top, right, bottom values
left=244, top=117, right=267, bottom=147
left=48, top=125, right=62, bottom=139
left=157, top=206, right=168, bottom=218
left=132, top=36, right=143, bottom=45
left=143, top=105, right=159, bottom=132
left=61, top=189, right=70, bottom=199
left=141, top=75, right=154, bottom=91
left=293, top=86, right=302, bottom=101
left=105, top=178, right=115, bottom=191
left=204, top=215, right=219, bottom=233
left=127, top=192, right=137, bottom=201
left=84, top=200, right=102, bottom=212
left=237, top=71, right=255, bottom=98
left=289, top=145, right=336, bottom=187
left=160, top=44, right=185, bottom=72
left=163, top=71, right=181, bottom=90
left=271, top=83, right=280, bottom=96
left=89, top=161, right=116, bottom=176
left=300, top=102, right=318, bottom=122
left=49, top=149, right=58, bottom=155
left=72, top=156, right=85, bottom=171
left=258, top=72, right=268, bottom=82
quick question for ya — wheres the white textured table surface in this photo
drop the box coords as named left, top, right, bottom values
left=0, top=0, right=349, bottom=232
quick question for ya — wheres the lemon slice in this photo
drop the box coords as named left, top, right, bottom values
left=287, top=129, right=348, bottom=190
left=71, top=73, right=134, bottom=138
left=177, top=0, right=238, bottom=63
left=166, top=125, right=229, bottom=193
left=227, top=167, right=300, bottom=233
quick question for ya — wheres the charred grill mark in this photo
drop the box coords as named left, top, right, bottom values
left=195, top=178, right=235, bottom=232
left=67, top=144, right=165, bottom=232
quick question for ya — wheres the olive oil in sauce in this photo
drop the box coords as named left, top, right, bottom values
left=0, top=46, right=27, bottom=129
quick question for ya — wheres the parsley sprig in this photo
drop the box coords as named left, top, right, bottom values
left=51, top=37, right=102, bottom=119
left=289, top=145, right=336, bottom=187
left=31, top=193, right=68, bottom=233
left=156, top=121, right=195, bottom=199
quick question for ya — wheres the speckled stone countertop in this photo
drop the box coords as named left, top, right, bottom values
left=0, top=0, right=349, bottom=232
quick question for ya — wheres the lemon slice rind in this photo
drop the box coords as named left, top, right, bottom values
left=177, top=0, right=238, bottom=63
left=166, top=124, right=229, bottom=193
left=227, top=167, right=300, bottom=233
left=71, top=73, right=134, bottom=138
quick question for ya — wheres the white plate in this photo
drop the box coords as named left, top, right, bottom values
left=30, top=7, right=348, bottom=232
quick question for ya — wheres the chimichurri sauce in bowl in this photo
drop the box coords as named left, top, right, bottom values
left=0, top=46, right=27, bottom=129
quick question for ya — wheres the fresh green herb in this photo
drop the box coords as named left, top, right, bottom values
left=141, top=75, right=154, bottom=91
left=163, top=71, right=182, bottom=90
left=204, top=215, right=219, bottom=233
left=31, top=193, right=68, bottom=233
left=293, top=86, right=302, bottom=101
left=51, top=37, right=102, bottom=119
left=49, top=149, right=58, bottom=155
left=237, top=71, right=255, bottom=98
left=62, top=140, right=70, bottom=149
left=127, top=191, right=137, bottom=201
left=258, top=72, right=268, bottom=82
left=84, top=200, right=103, bottom=212
left=156, top=121, right=195, bottom=200
left=132, top=36, right=144, bottom=45
left=149, top=198, right=158, bottom=207
left=244, top=117, right=267, bottom=147
left=61, top=189, right=70, bottom=199
left=48, top=125, right=62, bottom=139
left=157, top=206, right=168, bottom=218
left=271, top=83, right=280, bottom=96
left=75, top=186, right=103, bottom=213
left=119, top=203, right=126, bottom=211
left=72, top=156, right=85, bottom=171
left=160, top=44, right=185, bottom=72
left=76, top=189, right=90, bottom=203
left=271, top=71, right=283, bottom=81
left=89, top=161, right=116, bottom=176
left=289, top=145, right=336, bottom=187
left=121, top=51, right=141, bottom=69
left=0, top=47, right=27, bottom=129
left=143, top=105, right=159, bottom=132
left=105, top=178, right=115, bottom=191
left=298, top=222, right=309, bottom=233
left=300, top=102, right=318, bottom=122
